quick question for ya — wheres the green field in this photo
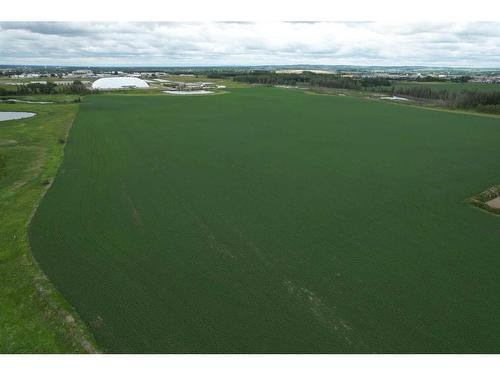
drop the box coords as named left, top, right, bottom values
left=30, top=87, right=500, bottom=353
left=0, top=100, right=96, bottom=352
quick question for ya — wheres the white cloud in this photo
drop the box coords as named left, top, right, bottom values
left=0, top=22, right=499, bottom=67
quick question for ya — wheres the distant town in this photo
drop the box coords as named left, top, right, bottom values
left=1, top=65, right=499, bottom=86
left=1, top=64, right=499, bottom=114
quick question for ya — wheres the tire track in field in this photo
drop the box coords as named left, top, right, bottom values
left=169, top=194, right=367, bottom=350
left=219, top=217, right=369, bottom=351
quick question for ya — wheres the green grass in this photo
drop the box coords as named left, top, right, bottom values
left=0, top=101, right=97, bottom=353
left=30, top=87, right=500, bottom=353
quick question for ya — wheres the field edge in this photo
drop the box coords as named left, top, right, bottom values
left=26, top=105, right=99, bottom=353
left=0, top=100, right=99, bottom=353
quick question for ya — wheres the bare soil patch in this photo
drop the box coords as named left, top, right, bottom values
left=486, top=197, right=500, bottom=209
left=468, top=185, right=500, bottom=215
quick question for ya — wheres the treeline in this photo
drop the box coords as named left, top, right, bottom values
left=392, top=86, right=451, bottom=101
left=226, top=71, right=391, bottom=90
left=206, top=71, right=246, bottom=79
left=376, top=85, right=500, bottom=113
left=393, top=86, right=500, bottom=113
left=453, top=91, right=500, bottom=113
left=0, top=80, right=92, bottom=96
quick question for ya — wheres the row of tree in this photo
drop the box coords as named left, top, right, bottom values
left=0, top=80, right=91, bottom=96
left=390, top=86, right=451, bottom=101
left=374, top=85, right=500, bottom=113
left=410, top=75, right=470, bottom=83
left=453, top=91, right=500, bottom=113
left=227, top=71, right=392, bottom=90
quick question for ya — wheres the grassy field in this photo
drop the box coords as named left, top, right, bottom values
left=30, top=87, right=500, bottom=353
left=0, top=100, right=96, bottom=352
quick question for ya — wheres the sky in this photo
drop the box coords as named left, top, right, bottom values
left=0, top=22, right=499, bottom=68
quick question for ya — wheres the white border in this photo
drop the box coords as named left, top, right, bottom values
left=1, top=0, right=500, bottom=21
left=2, top=354, right=500, bottom=374
left=1, top=0, right=500, bottom=371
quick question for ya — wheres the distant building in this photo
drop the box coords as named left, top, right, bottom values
left=55, top=80, right=91, bottom=86
left=72, top=69, right=93, bottom=76
left=11, top=73, right=40, bottom=78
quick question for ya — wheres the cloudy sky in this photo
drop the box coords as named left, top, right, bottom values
left=0, top=22, right=499, bottom=67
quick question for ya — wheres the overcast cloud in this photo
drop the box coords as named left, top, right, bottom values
left=0, top=22, right=499, bottom=67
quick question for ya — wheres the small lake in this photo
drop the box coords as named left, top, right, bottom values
left=0, top=112, right=37, bottom=121
left=163, top=90, right=214, bottom=95
left=380, top=96, right=409, bottom=101
left=0, top=99, right=53, bottom=104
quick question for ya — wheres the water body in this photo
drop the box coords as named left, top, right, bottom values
left=163, top=90, right=214, bottom=95
left=380, top=96, right=409, bottom=101
left=0, top=99, right=53, bottom=104
left=0, top=111, right=37, bottom=121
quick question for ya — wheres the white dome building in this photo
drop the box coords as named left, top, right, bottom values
left=92, top=77, right=149, bottom=90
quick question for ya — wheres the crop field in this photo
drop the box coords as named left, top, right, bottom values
left=30, top=87, right=500, bottom=353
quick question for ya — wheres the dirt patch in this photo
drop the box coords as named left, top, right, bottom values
left=468, top=185, right=500, bottom=215
left=486, top=197, right=500, bottom=209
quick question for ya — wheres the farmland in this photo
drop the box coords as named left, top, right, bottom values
left=29, top=87, right=500, bottom=353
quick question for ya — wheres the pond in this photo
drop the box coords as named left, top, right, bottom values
left=0, top=99, right=53, bottom=104
left=163, top=90, right=214, bottom=95
left=0, top=111, right=37, bottom=121
left=380, top=96, right=409, bottom=101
